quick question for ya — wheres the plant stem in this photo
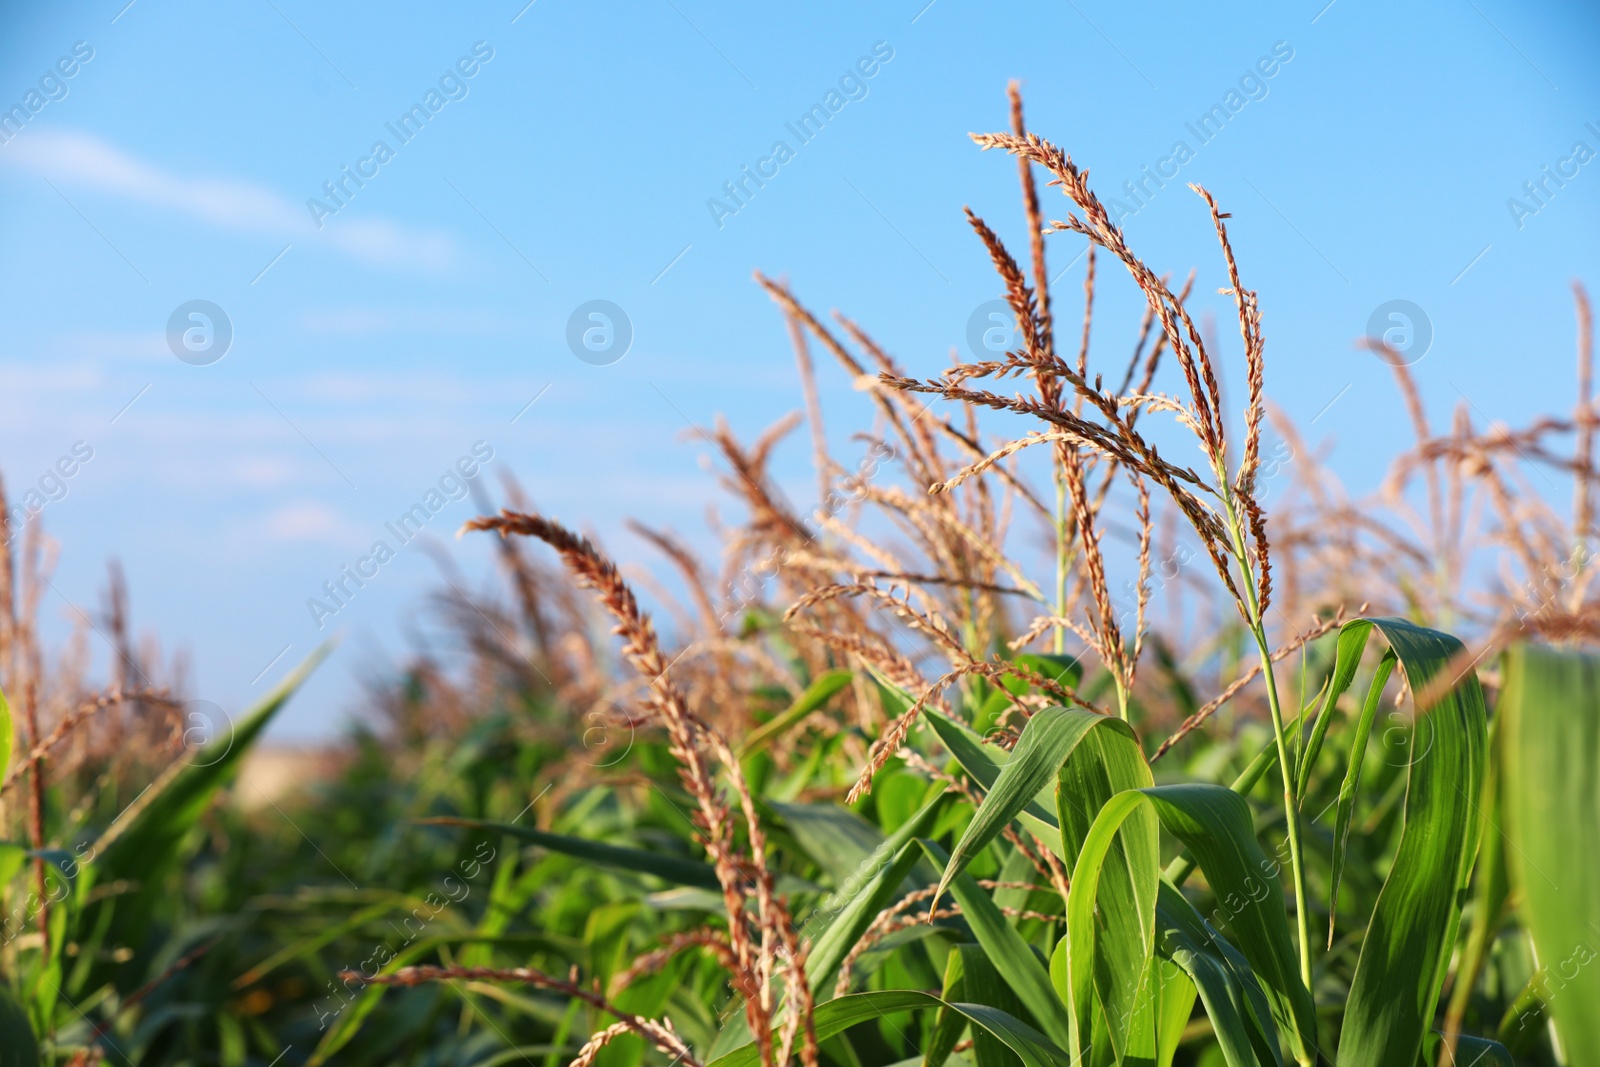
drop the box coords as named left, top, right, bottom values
left=1054, top=473, right=1067, bottom=656
left=1217, top=482, right=1314, bottom=999
left=1252, top=628, right=1312, bottom=987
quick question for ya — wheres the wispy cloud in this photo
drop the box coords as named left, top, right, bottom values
left=261, top=501, right=362, bottom=544
left=2, top=130, right=457, bottom=271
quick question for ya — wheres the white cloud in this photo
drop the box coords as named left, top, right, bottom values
left=2, top=130, right=457, bottom=271
left=53, top=329, right=167, bottom=362
left=231, top=456, right=302, bottom=488
left=0, top=360, right=104, bottom=392
left=262, top=501, right=360, bottom=543
left=295, top=371, right=481, bottom=404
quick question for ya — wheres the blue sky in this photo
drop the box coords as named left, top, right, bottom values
left=0, top=0, right=1596, bottom=738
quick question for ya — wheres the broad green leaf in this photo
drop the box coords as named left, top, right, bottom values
left=1063, top=790, right=1159, bottom=1063
left=70, top=644, right=330, bottom=996
left=1164, top=702, right=1311, bottom=889
left=1293, top=621, right=1375, bottom=801
left=1327, top=648, right=1397, bottom=944
left=924, top=709, right=1060, bottom=844
left=1090, top=786, right=1316, bottom=1065
left=418, top=817, right=723, bottom=889
left=936, top=706, right=1134, bottom=900
left=707, top=991, right=1077, bottom=1067
left=771, top=800, right=899, bottom=890
left=738, top=669, right=853, bottom=757
left=953, top=1002, right=1078, bottom=1067
left=952, top=945, right=1026, bottom=1067
left=1336, top=619, right=1488, bottom=1067
left=1498, top=641, right=1600, bottom=1065
left=1068, top=780, right=1305, bottom=1062
left=992, top=844, right=1053, bottom=917
left=1152, top=882, right=1281, bottom=1067
left=1441, top=718, right=1510, bottom=1047
left=1421, top=1031, right=1513, bottom=1067
left=807, top=791, right=949, bottom=994
left=0, top=983, right=38, bottom=1067
left=1494, top=972, right=1546, bottom=1056
left=1153, top=955, right=1196, bottom=1067
left=1053, top=702, right=1155, bottom=1063
left=1056, top=711, right=1152, bottom=866
left=919, top=840, right=1074, bottom=1052
left=421, top=817, right=820, bottom=900
left=0, top=844, right=24, bottom=887
left=84, top=644, right=330, bottom=899
left=926, top=945, right=1049, bottom=1067
left=926, top=949, right=975, bottom=1067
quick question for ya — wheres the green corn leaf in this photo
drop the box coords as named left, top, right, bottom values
left=737, top=669, right=853, bottom=757
left=84, top=644, right=331, bottom=895
left=1336, top=618, right=1488, bottom=1067
left=1153, top=882, right=1281, bottom=1067
left=951, top=945, right=1026, bottom=1067
left=716, top=807, right=941, bottom=1055
left=1062, top=789, right=1160, bottom=1063
left=68, top=643, right=330, bottom=998
left=924, top=709, right=1060, bottom=844
left=708, top=991, right=1077, bottom=1067
left=807, top=790, right=949, bottom=994
left=1055, top=710, right=1152, bottom=866
left=926, top=948, right=976, bottom=1067
left=1150, top=785, right=1315, bottom=1063
left=1079, top=785, right=1316, bottom=1065
left=953, top=1002, right=1078, bottom=1067
left=1153, top=954, right=1197, bottom=1067
left=935, top=706, right=1137, bottom=901
left=1440, top=718, right=1510, bottom=1046
left=771, top=800, right=905, bottom=890
left=1421, top=1031, right=1513, bottom=1067
left=418, top=817, right=724, bottom=890
left=918, top=839, right=1074, bottom=1052
left=1498, top=641, right=1600, bottom=1064
left=1293, top=621, right=1374, bottom=801
left=0, top=983, right=38, bottom=1067
left=1494, top=972, right=1547, bottom=1056
left=1165, top=703, right=1312, bottom=888
left=992, top=844, right=1053, bottom=917
left=1327, top=647, right=1397, bottom=945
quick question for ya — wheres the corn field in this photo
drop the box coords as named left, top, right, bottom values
left=0, top=88, right=1597, bottom=1067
